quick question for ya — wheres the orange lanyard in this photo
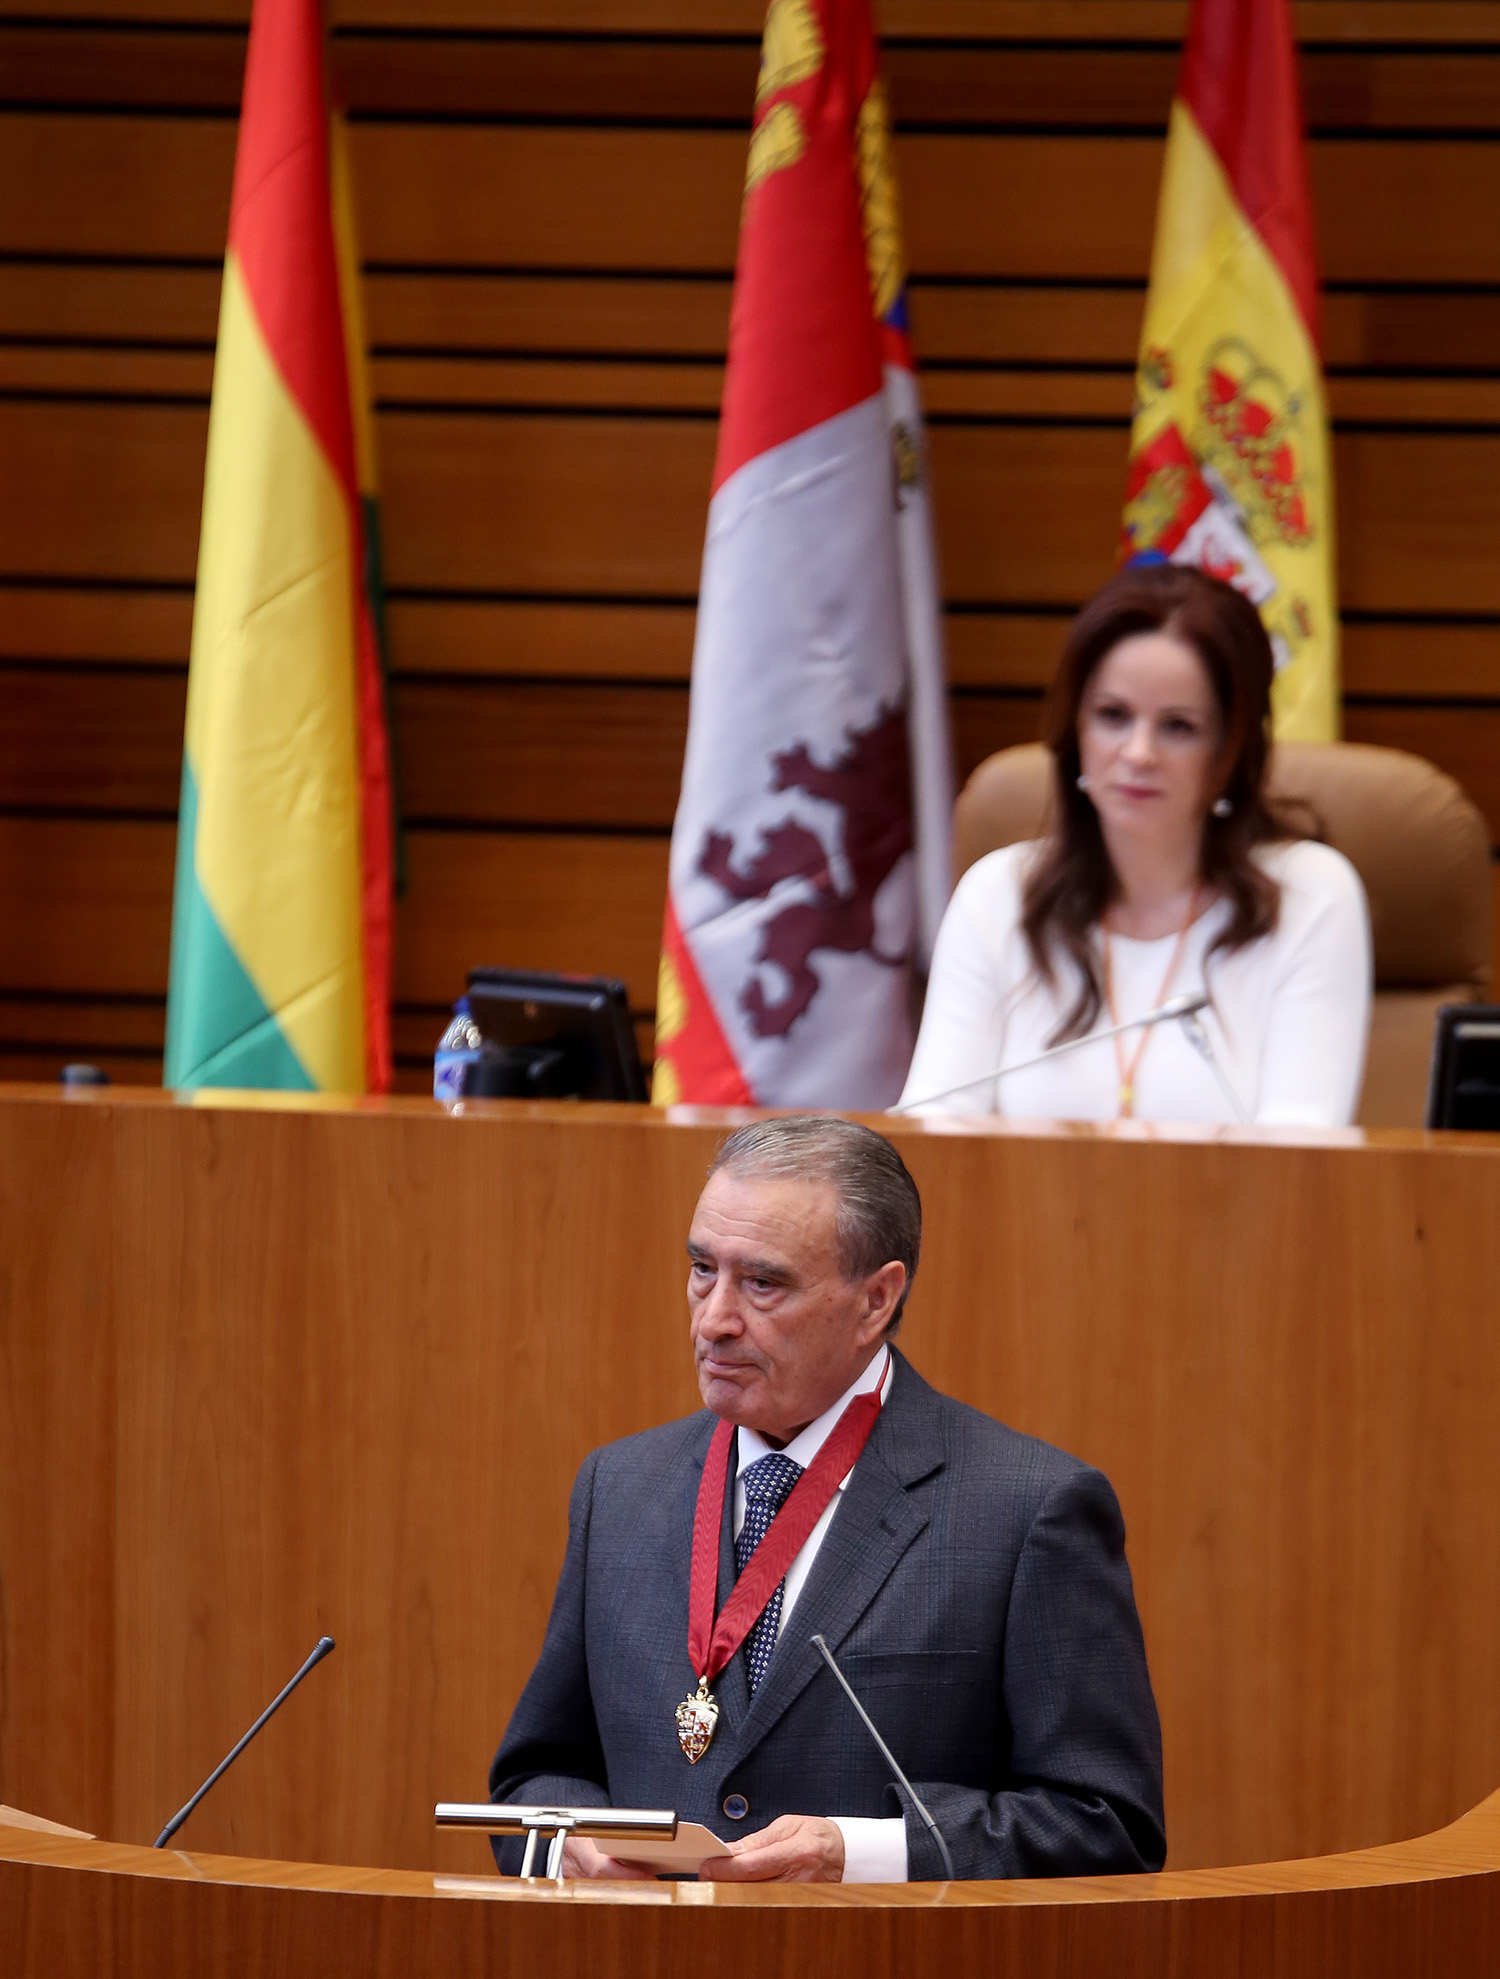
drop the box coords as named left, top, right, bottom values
left=1103, top=887, right=1202, bottom=1119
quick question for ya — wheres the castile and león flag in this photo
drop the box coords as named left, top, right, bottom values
left=652, top=0, right=953, bottom=1109
left=1122, top=0, right=1338, bottom=742
left=165, top=0, right=395, bottom=1093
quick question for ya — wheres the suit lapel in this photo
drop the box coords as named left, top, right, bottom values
left=731, top=1351, right=946, bottom=1756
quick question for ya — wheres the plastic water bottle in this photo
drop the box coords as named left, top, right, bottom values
left=433, top=996, right=482, bottom=1101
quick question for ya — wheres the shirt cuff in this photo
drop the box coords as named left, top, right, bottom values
left=831, top=1815, right=909, bottom=1883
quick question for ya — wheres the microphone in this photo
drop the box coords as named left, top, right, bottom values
left=892, top=990, right=1213, bottom=1113
left=1176, top=1006, right=1251, bottom=1122
left=810, top=1633, right=956, bottom=1882
left=152, top=1635, right=336, bottom=1849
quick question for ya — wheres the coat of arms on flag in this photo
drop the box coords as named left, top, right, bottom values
left=1122, top=0, right=1337, bottom=742
left=652, top=0, right=952, bottom=1110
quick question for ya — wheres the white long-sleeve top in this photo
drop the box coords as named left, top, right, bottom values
left=899, top=838, right=1373, bottom=1127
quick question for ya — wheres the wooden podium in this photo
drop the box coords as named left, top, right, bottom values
left=4, top=1797, right=1500, bottom=1977
left=2, top=1088, right=1499, bottom=1973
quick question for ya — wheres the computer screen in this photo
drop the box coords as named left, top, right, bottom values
left=463, top=969, right=649, bottom=1103
left=1425, top=1005, right=1500, bottom=1132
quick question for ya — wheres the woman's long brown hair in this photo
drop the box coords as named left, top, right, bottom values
left=1021, top=562, right=1298, bottom=1044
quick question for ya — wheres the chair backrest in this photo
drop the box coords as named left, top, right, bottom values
left=951, top=740, right=1493, bottom=1128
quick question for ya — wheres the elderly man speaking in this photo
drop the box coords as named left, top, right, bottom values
left=488, top=1115, right=1165, bottom=1883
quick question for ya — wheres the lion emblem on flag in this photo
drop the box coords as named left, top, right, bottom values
left=696, top=704, right=913, bottom=1039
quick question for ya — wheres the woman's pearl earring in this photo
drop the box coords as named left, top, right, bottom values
left=1076, top=773, right=1092, bottom=793
left=1212, top=796, right=1232, bottom=818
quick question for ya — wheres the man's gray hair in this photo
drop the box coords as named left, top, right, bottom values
left=707, top=1114, right=921, bottom=1331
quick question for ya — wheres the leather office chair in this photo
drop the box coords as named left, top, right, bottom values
left=951, top=741, right=1493, bottom=1129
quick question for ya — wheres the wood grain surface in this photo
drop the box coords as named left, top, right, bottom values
left=12, top=261, right=1500, bottom=375
left=4, top=1790, right=1500, bottom=1978
left=14, top=3, right=1500, bottom=36
left=2, top=1090, right=1500, bottom=1885
left=17, top=116, right=1500, bottom=282
left=0, top=818, right=669, bottom=1003
left=7, top=585, right=1500, bottom=701
left=14, top=396, right=1500, bottom=619
left=5, top=7, right=1500, bottom=1086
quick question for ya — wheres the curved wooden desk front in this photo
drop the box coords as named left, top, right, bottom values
left=3, top=1089, right=1500, bottom=1882
left=5, top=1796, right=1500, bottom=1978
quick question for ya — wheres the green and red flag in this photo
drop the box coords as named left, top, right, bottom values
left=165, top=0, right=395, bottom=1091
left=1122, top=0, right=1337, bottom=740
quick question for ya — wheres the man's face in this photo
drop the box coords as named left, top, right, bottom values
left=686, top=1168, right=903, bottom=1444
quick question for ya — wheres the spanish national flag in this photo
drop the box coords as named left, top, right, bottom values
left=165, top=0, right=394, bottom=1092
left=1122, top=0, right=1337, bottom=742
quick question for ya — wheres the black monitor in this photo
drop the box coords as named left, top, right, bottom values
left=1425, top=1004, right=1500, bottom=1131
left=463, top=968, right=649, bottom=1103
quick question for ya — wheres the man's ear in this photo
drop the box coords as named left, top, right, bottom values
left=858, top=1260, right=907, bottom=1343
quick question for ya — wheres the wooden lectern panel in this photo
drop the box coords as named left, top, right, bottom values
left=5, top=1793, right=1500, bottom=1979
left=1, top=1091, right=1500, bottom=1880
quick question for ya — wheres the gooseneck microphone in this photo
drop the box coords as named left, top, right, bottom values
left=152, top=1635, right=336, bottom=1849
left=1177, top=1006, right=1252, bottom=1122
left=892, top=990, right=1214, bottom=1114
left=810, top=1633, right=956, bottom=1882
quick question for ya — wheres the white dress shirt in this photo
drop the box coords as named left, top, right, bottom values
left=899, top=837, right=1372, bottom=1126
left=733, top=1347, right=908, bottom=1883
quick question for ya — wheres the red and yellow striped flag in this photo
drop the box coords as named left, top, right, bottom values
left=1122, top=0, right=1337, bottom=740
left=165, top=0, right=394, bottom=1091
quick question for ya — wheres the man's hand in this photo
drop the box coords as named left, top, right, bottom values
left=558, top=1836, right=657, bottom=1880
left=699, top=1815, right=845, bottom=1883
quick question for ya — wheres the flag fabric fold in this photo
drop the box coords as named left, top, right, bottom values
left=652, top=0, right=951, bottom=1109
left=165, top=0, right=394, bottom=1092
left=862, top=77, right=953, bottom=973
left=1122, top=0, right=1338, bottom=741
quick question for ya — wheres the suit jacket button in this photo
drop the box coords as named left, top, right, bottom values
left=722, top=1794, right=749, bottom=1821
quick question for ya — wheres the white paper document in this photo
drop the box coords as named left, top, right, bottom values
left=604, top=1821, right=735, bottom=1873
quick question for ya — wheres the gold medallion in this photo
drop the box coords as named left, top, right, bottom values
left=676, top=1677, right=719, bottom=1763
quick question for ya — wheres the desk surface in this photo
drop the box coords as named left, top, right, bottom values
left=0, top=1087, right=1497, bottom=1878
left=5, top=1793, right=1500, bottom=1978
left=8, top=1075, right=1489, bottom=1143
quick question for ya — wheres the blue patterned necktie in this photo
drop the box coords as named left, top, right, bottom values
left=736, top=1452, right=805, bottom=1695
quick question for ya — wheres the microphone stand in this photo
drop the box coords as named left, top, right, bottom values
left=152, top=1636, right=336, bottom=1848
left=892, top=991, right=1215, bottom=1115
left=811, top=1634, right=956, bottom=1881
left=1178, top=1008, right=1252, bottom=1123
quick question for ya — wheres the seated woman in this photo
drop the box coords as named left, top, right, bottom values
left=900, top=563, right=1372, bottom=1126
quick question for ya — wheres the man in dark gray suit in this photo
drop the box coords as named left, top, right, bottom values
left=489, top=1115, right=1165, bottom=1882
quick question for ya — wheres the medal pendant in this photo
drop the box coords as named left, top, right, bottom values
left=676, top=1677, right=719, bottom=1763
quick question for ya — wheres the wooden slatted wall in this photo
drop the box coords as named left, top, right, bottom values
left=4, top=0, right=1500, bottom=1089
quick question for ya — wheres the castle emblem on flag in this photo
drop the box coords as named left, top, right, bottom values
left=758, top=0, right=824, bottom=102
left=746, top=101, right=807, bottom=194
left=746, top=0, right=828, bottom=196
left=653, top=0, right=944, bottom=1111
left=855, top=79, right=903, bottom=318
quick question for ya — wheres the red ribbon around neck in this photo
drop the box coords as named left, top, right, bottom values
left=686, top=1354, right=887, bottom=1687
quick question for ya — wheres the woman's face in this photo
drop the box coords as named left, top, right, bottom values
left=1077, top=630, right=1226, bottom=849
